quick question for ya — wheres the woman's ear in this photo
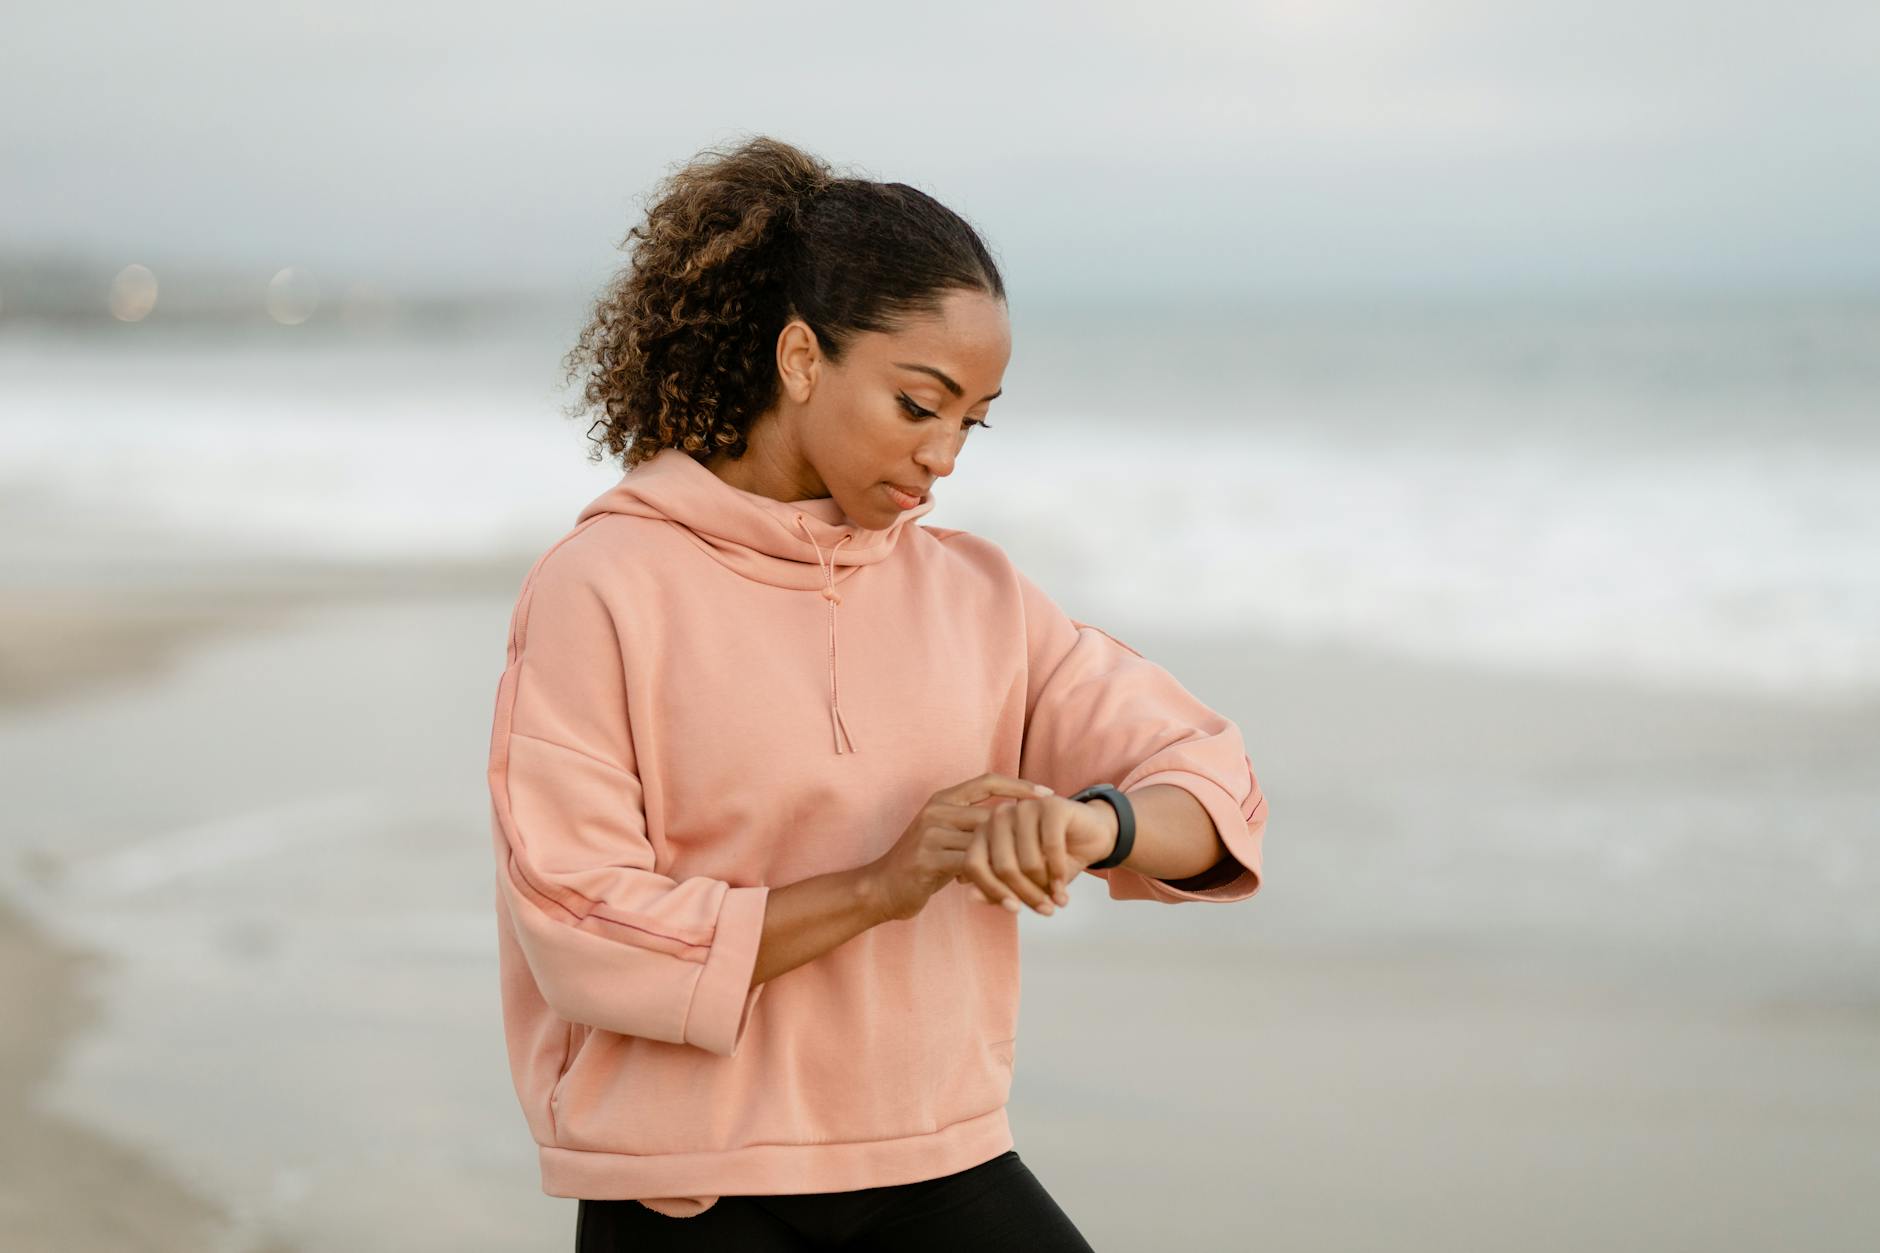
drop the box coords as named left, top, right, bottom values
left=775, top=318, right=821, bottom=403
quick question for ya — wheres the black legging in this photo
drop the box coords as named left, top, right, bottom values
left=574, top=1149, right=1096, bottom=1251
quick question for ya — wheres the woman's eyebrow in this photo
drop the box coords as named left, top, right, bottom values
left=892, top=362, right=1003, bottom=404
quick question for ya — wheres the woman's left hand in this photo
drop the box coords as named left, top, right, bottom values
left=954, top=794, right=1119, bottom=915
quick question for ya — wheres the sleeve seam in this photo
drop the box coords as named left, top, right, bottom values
left=509, top=730, right=634, bottom=778
left=500, top=854, right=715, bottom=955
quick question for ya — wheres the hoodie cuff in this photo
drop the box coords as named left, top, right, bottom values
left=682, top=885, right=772, bottom=1057
left=1111, top=769, right=1263, bottom=903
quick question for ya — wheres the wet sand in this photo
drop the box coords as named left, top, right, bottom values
left=0, top=898, right=300, bottom=1252
left=0, top=557, right=522, bottom=1252
left=0, top=554, right=533, bottom=710
left=1, top=560, right=1876, bottom=1251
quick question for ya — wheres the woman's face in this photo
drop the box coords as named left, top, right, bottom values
left=762, top=288, right=1011, bottom=528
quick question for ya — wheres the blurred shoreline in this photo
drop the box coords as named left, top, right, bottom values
left=0, top=557, right=523, bottom=1251
left=0, top=554, right=529, bottom=711
left=0, top=895, right=300, bottom=1253
left=9, top=300, right=1878, bottom=705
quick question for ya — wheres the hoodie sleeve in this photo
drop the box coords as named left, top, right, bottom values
left=487, top=542, right=771, bottom=1057
left=1013, top=566, right=1268, bottom=904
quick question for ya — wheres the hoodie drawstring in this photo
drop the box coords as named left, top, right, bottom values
left=794, top=513, right=858, bottom=754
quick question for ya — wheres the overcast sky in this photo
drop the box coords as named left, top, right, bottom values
left=6, top=0, right=1878, bottom=302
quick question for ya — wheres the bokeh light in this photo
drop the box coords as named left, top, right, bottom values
left=108, top=264, right=158, bottom=321
left=267, top=266, right=320, bottom=324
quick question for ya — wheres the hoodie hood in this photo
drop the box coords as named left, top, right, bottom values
left=576, top=446, right=935, bottom=590
left=576, top=446, right=938, bottom=753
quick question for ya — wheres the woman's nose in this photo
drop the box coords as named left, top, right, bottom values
left=916, top=439, right=956, bottom=478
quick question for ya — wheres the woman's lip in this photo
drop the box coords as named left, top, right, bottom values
left=884, top=482, right=927, bottom=508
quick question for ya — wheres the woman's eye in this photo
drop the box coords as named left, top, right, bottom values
left=897, top=392, right=992, bottom=431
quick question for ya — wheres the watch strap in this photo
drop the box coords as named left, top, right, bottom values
left=1070, top=783, right=1136, bottom=869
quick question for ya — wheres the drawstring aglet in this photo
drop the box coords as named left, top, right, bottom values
left=830, top=702, right=856, bottom=754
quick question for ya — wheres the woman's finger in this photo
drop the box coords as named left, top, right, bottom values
left=954, top=870, right=995, bottom=906
left=986, top=803, right=1054, bottom=914
left=925, top=800, right=1002, bottom=830
left=1011, top=801, right=1055, bottom=899
left=943, top=774, right=1055, bottom=808
left=1039, top=802, right=1074, bottom=907
left=959, top=834, right=1010, bottom=911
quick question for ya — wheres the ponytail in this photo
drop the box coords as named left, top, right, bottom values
left=562, top=134, right=1004, bottom=469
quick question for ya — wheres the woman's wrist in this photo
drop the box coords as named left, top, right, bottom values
left=1082, top=798, right=1122, bottom=864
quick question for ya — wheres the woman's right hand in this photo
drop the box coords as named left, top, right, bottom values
left=865, top=773, right=1056, bottom=922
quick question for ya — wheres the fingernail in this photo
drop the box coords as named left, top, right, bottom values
left=1054, top=891, right=1069, bottom=906
left=1003, top=897, right=1020, bottom=912
left=1039, top=903, right=1055, bottom=916
left=1033, top=784, right=1054, bottom=794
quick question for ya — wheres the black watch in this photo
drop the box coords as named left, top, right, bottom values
left=1069, top=783, right=1136, bottom=869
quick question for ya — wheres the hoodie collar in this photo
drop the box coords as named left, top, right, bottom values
left=576, top=446, right=938, bottom=754
left=577, top=446, right=934, bottom=591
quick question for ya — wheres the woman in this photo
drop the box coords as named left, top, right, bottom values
left=487, top=135, right=1269, bottom=1251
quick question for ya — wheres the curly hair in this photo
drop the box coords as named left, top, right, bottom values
left=561, top=135, right=1006, bottom=470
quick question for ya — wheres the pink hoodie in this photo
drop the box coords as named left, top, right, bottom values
left=486, top=447, right=1267, bottom=1217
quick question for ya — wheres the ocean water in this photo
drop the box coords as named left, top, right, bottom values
left=5, top=296, right=1877, bottom=703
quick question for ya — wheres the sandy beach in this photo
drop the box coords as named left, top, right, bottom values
left=1, top=560, right=1876, bottom=1251
left=0, top=558, right=396, bottom=1252
left=0, top=896, right=300, bottom=1253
